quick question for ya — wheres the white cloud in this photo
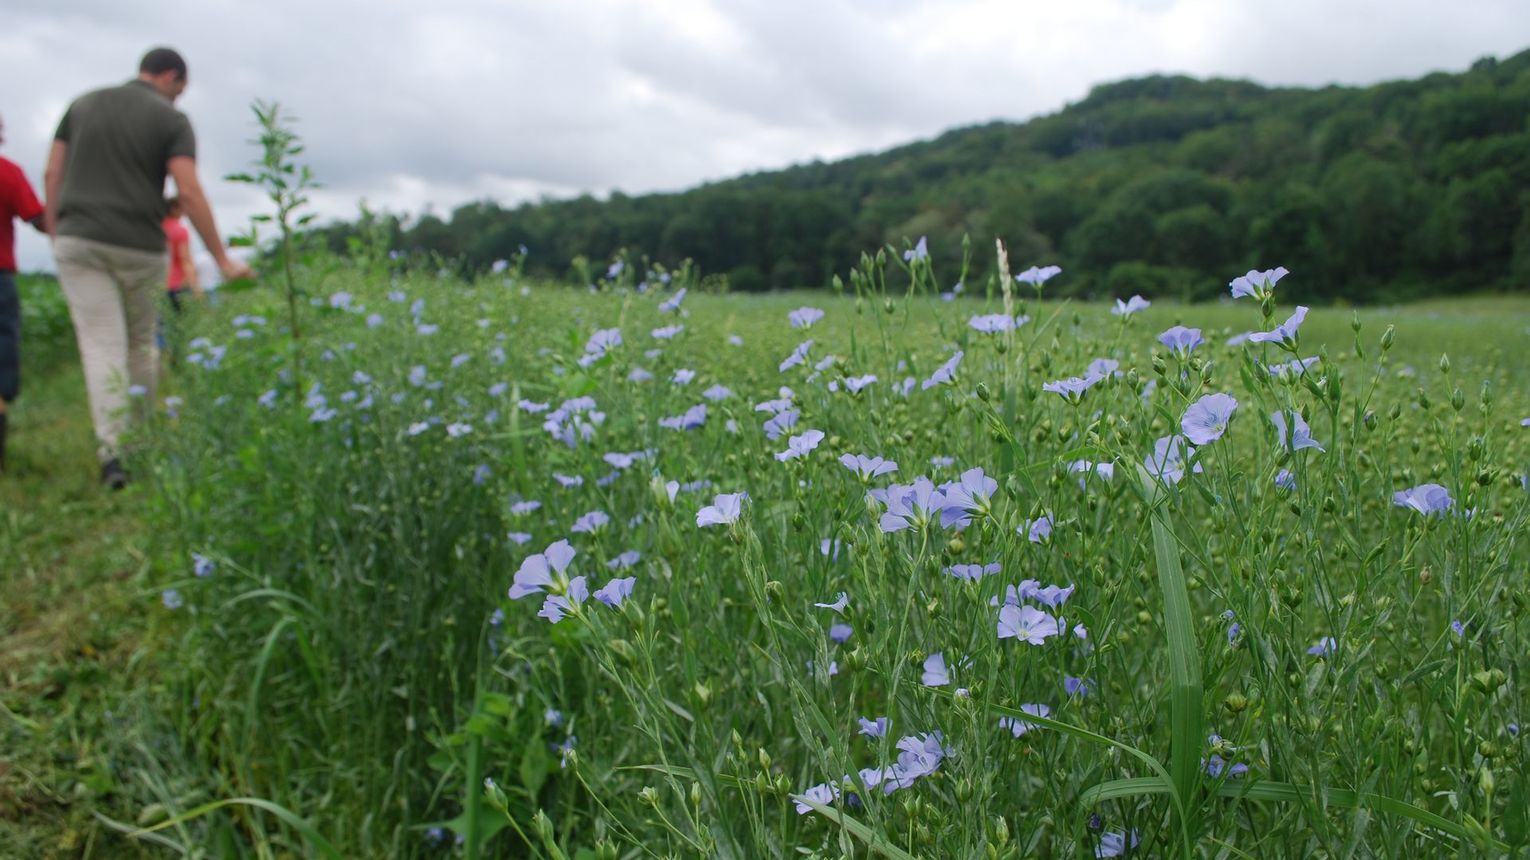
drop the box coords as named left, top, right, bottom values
left=4, top=0, right=1528, bottom=271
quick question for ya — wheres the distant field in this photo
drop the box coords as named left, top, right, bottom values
left=3, top=267, right=1527, bottom=858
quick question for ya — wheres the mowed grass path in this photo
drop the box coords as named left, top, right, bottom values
left=0, top=334, right=165, bottom=858
left=0, top=288, right=1525, bottom=856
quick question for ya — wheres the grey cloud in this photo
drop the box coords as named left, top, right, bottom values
left=4, top=0, right=1529, bottom=272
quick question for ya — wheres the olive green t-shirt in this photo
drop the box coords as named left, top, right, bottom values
left=54, top=80, right=197, bottom=253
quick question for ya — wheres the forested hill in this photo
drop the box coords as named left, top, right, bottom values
left=322, top=49, right=1530, bottom=302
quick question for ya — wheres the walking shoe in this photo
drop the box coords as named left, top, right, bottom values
left=101, top=457, right=128, bottom=490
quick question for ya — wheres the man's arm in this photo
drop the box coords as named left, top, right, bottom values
left=167, top=156, right=252, bottom=281
left=43, top=140, right=67, bottom=236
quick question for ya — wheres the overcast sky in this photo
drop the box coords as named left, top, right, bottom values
left=4, top=0, right=1528, bottom=272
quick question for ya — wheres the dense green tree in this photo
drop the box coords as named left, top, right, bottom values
left=339, top=48, right=1530, bottom=301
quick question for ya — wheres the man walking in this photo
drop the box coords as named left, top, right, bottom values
left=0, top=112, right=47, bottom=474
left=44, top=47, right=252, bottom=488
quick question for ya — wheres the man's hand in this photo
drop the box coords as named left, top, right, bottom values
left=219, top=257, right=254, bottom=281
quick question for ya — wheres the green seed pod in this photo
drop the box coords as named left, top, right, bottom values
left=975, top=382, right=992, bottom=402
left=1439, top=353, right=1451, bottom=374
left=1363, top=410, right=1377, bottom=431
left=1351, top=311, right=1362, bottom=332
left=1416, top=388, right=1430, bottom=410
left=1380, top=325, right=1395, bottom=351
left=1152, top=355, right=1168, bottom=377
left=1451, top=387, right=1465, bottom=412
left=1467, top=436, right=1484, bottom=461
left=1224, top=692, right=1248, bottom=713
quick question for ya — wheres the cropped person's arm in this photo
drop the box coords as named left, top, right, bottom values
left=167, top=156, right=251, bottom=281
left=182, top=242, right=203, bottom=296
left=42, top=141, right=67, bottom=236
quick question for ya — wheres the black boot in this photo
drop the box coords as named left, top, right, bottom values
left=101, top=456, right=128, bottom=490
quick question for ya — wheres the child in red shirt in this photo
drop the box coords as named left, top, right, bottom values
left=163, top=195, right=201, bottom=312
left=0, top=113, right=47, bottom=472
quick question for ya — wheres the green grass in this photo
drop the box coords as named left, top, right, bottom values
left=0, top=276, right=190, bottom=859
left=3, top=263, right=1528, bottom=858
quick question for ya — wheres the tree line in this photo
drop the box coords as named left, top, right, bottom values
left=313, top=49, right=1530, bottom=302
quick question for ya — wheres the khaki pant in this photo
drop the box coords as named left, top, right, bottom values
left=53, top=235, right=166, bottom=460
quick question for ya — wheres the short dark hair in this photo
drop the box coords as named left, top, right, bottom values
left=139, top=47, right=188, bottom=81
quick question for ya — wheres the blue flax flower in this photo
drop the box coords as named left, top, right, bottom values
left=697, top=493, right=745, bottom=527
left=1111, top=295, right=1150, bottom=316
left=1158, top=325, right=1204, bottom=355
left=538, top=576, right=588, bottom=623
left=999, top=703, right=1051, bottom=737
left=776, top=429, right=825, bottom=462
left=788, top=306, right=825, bottom=328
left=1182, top=393, right=1238, bottom=445
left=702, top=384, right=733, bottom=401
left=793, top=782, right=840, bottom=814
left=814, top=592, right=849, bottom=614
left=1097, top=830, right=1140, bottom=858
left=1274, top=469, right=1296, bottom=491
left=1246, top=306, right=1309, bottom=346
left=606, top=550, right=641, bottom=570
left=779, top=339, right=814, bottom=372
left=1144, top=434, right=1201, bottom=485
left=1021, top=513, right=1054, bottom=544
left=940, top=467, right=997, bottom=528
left=829, top=622, right=853, bottom=643
left=1070, top=460, right=1115, bottom=488
left=969, top=313, right=1028, bottom=333
left=903, top=236, right=928, bottom=262
left=510, top=540, right=577, bottom=599
left=594, top=576, right=635, bottom=607
left=921, top=351, right=964, bottom=390
left=762, top=409, right=800, bottom=440
left=921, top=653, right=950, bottom=686
left=843, top=374, right=877, bottom=393
left=1042, top=373, right=1104, bottom=403
left=859, top=716, right=889, bottom=738
left=651, top=324, right=683, bottom=340
left=1267, top=356, right=1320, bottom=377
left=571, top=510, right=609, bottom=534
left=658, top=404, right=708, bottom=431
left=1393, top=483, right=1453, bottom=515
left=1229, top=266, right=1288, bottom=300
left=877, top=478, right=946, bottom=532
left=1015, top=265, right=1061, bottom=286
left=658, top=287, right=687, bottom=312
left=1271, top=410, right=1325, bottom=452
left=840, top=453, right=899, bottom=481
left=998, top=604, right=1060, bottom=645
left=947, top=562, right=1001, bottom=581
left=1308, top=636, right=1336, bottom=657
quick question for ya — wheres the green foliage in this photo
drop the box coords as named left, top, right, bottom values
left=318, top=50, right=1530, bottom=301
left=110, top=238, right=1530, bottom=859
